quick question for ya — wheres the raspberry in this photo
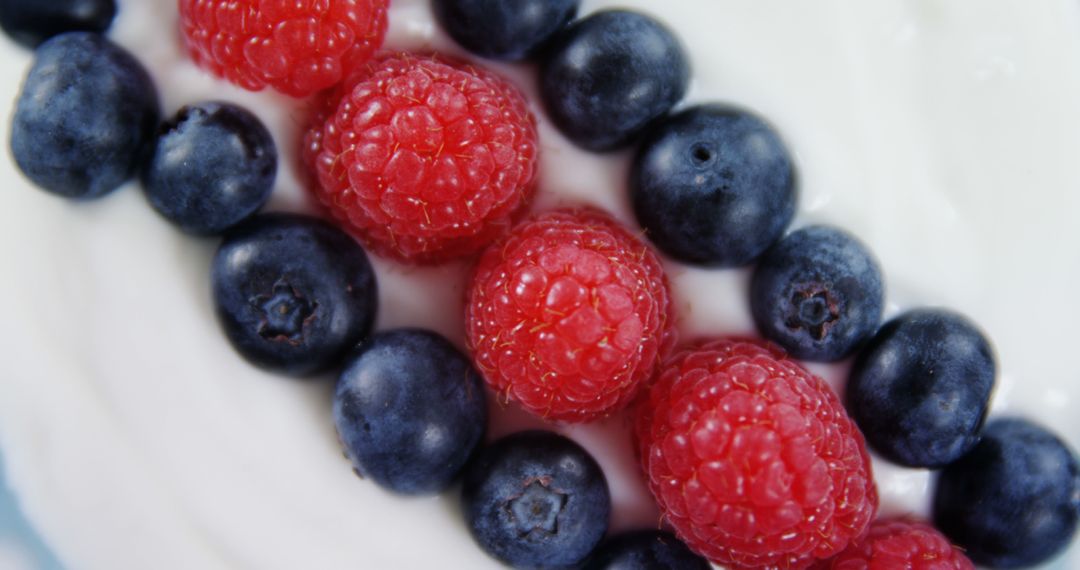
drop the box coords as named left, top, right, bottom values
left=634, top=339, right=878, bottom=569
left=465, top=208, right=674, bottom=422
left=304, top=53, right=540, bottom=263
left=814, top=518, right=974, bottom=570
left=178, top=0, right=388, bottom=97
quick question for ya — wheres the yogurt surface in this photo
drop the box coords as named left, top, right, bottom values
left=0, top=0, right=1078, bottom=568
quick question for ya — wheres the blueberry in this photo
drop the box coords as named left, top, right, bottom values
left=934, top=418, right=1079, bottom=568
left=631, top=105, right=796, bottom=266
left=142, top=102, right=276, bottom=235
left=539, top=10, right=689, bottom=151
left=212, top=214, right=378, bottom=376
left=433, top=0, right=579, bottom=61
left=333, top=329, right=487, bottom=495
left=750, top=225, right=884, bottom=361
left=847, top=308, right=995, bottom=468
left=10, top=32, right=158, bottom=199
left=583, top=530, right=710, bottom=570
left=0, top=0, right=116, bottom=48
left=462, top=431, right=610, bottom=569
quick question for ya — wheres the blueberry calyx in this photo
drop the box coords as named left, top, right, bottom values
left=786, top=285, right=841, bottom=341
left=750, top=225, right=883, bottom=361
left=212, top=213, right=377, bottom=376
left=462, top=430, right=610, bottom=568
left=507, top=477, right=568, bottom=537
left=251, top=278, right=318, bottom=345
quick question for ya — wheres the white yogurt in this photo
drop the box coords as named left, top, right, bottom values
left=0, top=0, right=1077, bottom=568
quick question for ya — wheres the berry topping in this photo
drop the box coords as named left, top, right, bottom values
left=934, top=418, right=1080, bottom=568
left=433, top=0, right=579, bottom=61
left=751, top=225, right=884, bottom=362
left=583, top=530, right=711, bottom=570
left=462, top=430, right=610, bottom=568
left=212, top=213, right=378, bottom=376
left=333, top=329, right=487, bottom=495
left=848, top=308, right=995, bottom=468
left=0, top=0, right=116, bottom=48
left=813, top=518, right=974, bottom=570
left=539, top=10, right=690, bottom=151
left=11, top=32, right=159, bottom=199
left=142, top=101, right=276, bottom=235
left=465, top=208, right=675, bottom=423
left=304, top=52, right=540, bottom=263
left=178, top=0, right=388, bottom=97
left=631, top=104, right=797, bottom=267
left=634, top=338, right=878, bottom=570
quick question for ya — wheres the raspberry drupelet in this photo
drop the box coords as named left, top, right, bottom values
left=813, top=518, right=974, bottom=570
left=178, top=0, right=388, bottom=98
left=304, top=53, right=540, bottom=263
left=634, top=338, right=878, bottom=569
left=465, top=208, right=675, bottom=423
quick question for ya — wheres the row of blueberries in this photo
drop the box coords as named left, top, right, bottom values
left=4, top=0, right=1079, bottom=568
left=442, top=1, right=1077, bottom=567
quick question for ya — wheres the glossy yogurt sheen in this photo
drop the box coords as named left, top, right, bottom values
left=0, top=0, right=1078, bottom=568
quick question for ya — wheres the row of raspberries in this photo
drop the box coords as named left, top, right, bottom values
left=176, top=2, right=974, bottom=568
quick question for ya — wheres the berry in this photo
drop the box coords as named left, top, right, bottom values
left=178, top=0, right=388, bottom=97
left=333, top=329, right=487, bottom=495
left=432, top=0, right=579, bottom=61
left=933, top=418, right=1080, bottom=568
left=634, top=338, right=878, bottom=570
left=813, top=518, right=974, bottom=570
left=212, top=213, right=378, bottom=376
left=539, top=10, right=690, bottom=151
left=631, top=105, right=796, bottom=267
left=583, top=530, right=711, bottom=570
left=847, top=308, right=995, bottom=468
left=750, top=225, right=884, bottom=361
left=304, top=53, right=540, bottom=263
left=462, top=430, right=610, bottom=569
left=465, top=208, right=674, bottom=423
left=0, top=0, right=115, bottom=47
left=11, top=32, right=159, bottom=199
left=142, top=101, right=276, bottom=235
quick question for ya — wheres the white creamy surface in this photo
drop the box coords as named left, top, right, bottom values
left=1, top=0, right=1078, bottom=568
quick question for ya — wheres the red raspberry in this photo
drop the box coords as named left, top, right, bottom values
left=465, top=208, right=675, bottom=422
left=814, top=518, right=974, bottom=570
left=304, top=53, right=540, bottom=263
left=178, top=0, right=388, bottom=97
left=634, top=339, right=878, bottom=569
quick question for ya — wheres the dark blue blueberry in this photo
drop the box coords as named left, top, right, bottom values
left=631, top=105, right=796, bottom=266
left=934, top=418, right=1079, bottom=568
left=0, top=0, right=116, bottom=48
left=462, top=431, right=610, bottom=569
left=212, top=213, right=378, bottom=376
left=583, top=530, right=710, bottom=570
left=333, top=329, right=487, bottom=495
left=10, top=32, right=159, bottom=199
left=539, top=10, right=689, bottom=151
left=847, top=308, right=995, bottom=468
left=142, top=102, right=277, bottom=235
left=750, top=225, right=884, bottom=362
left=433, top=0, right=579, bottom=61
